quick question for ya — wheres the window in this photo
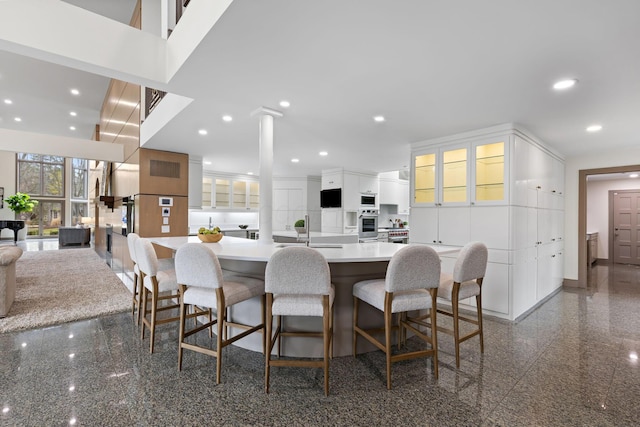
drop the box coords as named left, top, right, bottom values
left=72, top=158, right=88, bottom=199
left=17, top=153, right=65, bottom=197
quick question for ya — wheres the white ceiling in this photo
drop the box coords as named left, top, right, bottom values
left=1, top=0, right=639, bottom=178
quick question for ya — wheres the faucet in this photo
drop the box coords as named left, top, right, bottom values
left=305, top=214, right=310, bottom=247
left=209, top=217, right=212, bottom=229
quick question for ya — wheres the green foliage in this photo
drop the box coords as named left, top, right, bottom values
left=4, top=192, right=38, bottom=214
left=294, top=219, right=305, bottom=227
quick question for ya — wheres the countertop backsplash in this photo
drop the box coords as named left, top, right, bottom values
left=189, top=210, right=259, bottom=233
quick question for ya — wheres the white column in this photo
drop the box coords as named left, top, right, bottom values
left=251, top=107, right=283, bottom=244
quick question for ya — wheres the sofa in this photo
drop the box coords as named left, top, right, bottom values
left=0, top=246, right=23, bottom=317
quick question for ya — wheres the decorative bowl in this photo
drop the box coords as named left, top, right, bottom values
left=295, top=227, right=307, bottom=235
left=239, top=225, right=249, bottom=229
left=198, top=233, right=223, bottom=243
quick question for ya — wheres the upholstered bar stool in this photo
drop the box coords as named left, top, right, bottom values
left=135, top=237, right=182, bottom=353
left=353, top=244, right=440, bottom=390
left=437, top=241, right=488, bottom=368
left=126, top=233, right=173, bottom=326
left=174, top=243, right=266, bottom=384
left=264, top=246, right=334, bottom=396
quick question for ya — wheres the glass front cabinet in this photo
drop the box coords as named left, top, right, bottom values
left=202, top=175, right=259, bottom=210
left=412, top=138, right=509, bottom=207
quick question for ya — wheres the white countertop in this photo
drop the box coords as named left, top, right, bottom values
left=149, top=235, right=458, bottom=263
left=272, top=231, right=356, bottom=238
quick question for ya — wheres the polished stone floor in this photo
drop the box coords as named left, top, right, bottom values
left=1, top=241, right=639, bottom=426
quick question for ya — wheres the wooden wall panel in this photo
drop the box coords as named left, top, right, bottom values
left=139, top=148, right=189, bottom=196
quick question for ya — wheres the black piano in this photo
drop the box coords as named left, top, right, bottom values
left=0, top=220, right=25, bottom=244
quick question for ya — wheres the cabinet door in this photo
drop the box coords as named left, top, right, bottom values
left=322, top=173, right=342, bottom=189
left=215, top=179, right=231, bottom=208
left=379, top=179, right=398, bottom=205
left=202, top=177, right=213, bottom=208
left=359, top=175, right=378, bottom=194
left=438, top=206, right=469, bottom=246
left=441, top=146, right=468, bottom=205
left=408, top=207, right=438, bottom=244
left=469, top=206, right=509, bottom=249
left=473, top=139, right=508, bottom=205
left=413, top=150, right=437, bottom=205
left=232, top=181, right=247, bottom=208
left=398, top=180, right=410, bottom=214
left=248, top=182, right=259, bottom=209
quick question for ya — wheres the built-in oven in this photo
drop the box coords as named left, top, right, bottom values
left=360, top=193, right=376, bottom=208
left=358, top=209, right=378, bottom=240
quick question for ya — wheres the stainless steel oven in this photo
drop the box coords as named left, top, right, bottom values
left=358, top=209, right=378, bottom=239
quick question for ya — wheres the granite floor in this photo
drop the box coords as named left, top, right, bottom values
left=2, top=241, right=640, bottom=426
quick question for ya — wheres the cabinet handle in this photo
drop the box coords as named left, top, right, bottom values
left=552, top=254, right=556, bottom=257
left=537, top=186, right=541, bottom=189
left=438, top=240, right=442, bottom=244
left=471, top=202, right=475, bottom=205
left=433, top=240, right=437, bottom=243
left=552, top=190, right=556, bottom=193
left=552, top=238, right=555, bottom=241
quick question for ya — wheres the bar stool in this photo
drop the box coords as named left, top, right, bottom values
left=136, top=237, right=181, bottom=353
left=353, top=244, right=441, bottom=389
left=264, top=246, right=334, bottom=396
left=436, top=241, right=488, bottom=368
left=126, top=233, right=173, bottom=326
left=174, top=243, right=265, bottom=384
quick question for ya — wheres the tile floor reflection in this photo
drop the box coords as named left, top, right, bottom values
left=1, top=244, right=639, bottom=426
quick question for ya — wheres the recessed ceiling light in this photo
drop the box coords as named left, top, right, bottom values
left=14, top=117, right=21, bottom=122
left=70, top=88, right=80, bottom=96
left=69, top=111, right=77, bottom=117
left=553, top=79, right=578, bottom=90
left=198, top=129, right=208, bottom=135
left=291, top=158, right=299, bottom=163
left=222, top=115, right=233, bottom=122
left=69, top=126, right=76, bottom=131
left=586, top=124, right=602, bottom=132
left=4, top=99, right=12, bottom=104
left=319, top=151, right=328, bottom=156
left=247, top=172, right=254, bottom=175
left=279, top=100, right=290, bottom=108
left=630, top=173, right=639, bottom=178
left=373, top=115, right=385, bottom=122
left=203, top=161, right=212, bottom=165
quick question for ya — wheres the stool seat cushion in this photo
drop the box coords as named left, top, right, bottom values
left=272, top=284, right=335, bottom=317
left=437, top=273, right=480, bottom=300
left=183, top=275, right=264, bottom=308
left=353, top=279, right=432, bottom=313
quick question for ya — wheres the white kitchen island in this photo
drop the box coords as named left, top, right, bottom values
left=149, top=235, right=456, bottom=357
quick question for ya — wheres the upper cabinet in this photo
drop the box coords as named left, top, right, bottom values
left=412, top=138, right=508, bottom=207
left=202, top=174, right=259, bottom=210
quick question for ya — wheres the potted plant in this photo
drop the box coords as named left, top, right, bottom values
left=4, top=192, right=38, bottom=218
left=294, top=219, right=306, bottom=234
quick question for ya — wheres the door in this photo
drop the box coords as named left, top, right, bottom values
left=27, top=200, right=63, bottom=238
left=612, top=190, right=640, bottom=265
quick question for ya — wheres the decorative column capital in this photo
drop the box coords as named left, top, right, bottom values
left=251, top=106, right=284, bottom=118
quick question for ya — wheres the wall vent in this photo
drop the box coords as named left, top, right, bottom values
left=150, top=160, right=180, bottom=178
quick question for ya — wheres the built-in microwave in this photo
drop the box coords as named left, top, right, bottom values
left=360, top=193, right=376, bottom=207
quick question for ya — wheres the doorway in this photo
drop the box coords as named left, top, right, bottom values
left=610, top=190, right=640, bottom=265
left=579, top=165, right=640, bottom=287
left=26, top=200, right=64, bottom=238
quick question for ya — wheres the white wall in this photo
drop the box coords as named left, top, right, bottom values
left=564, top=147, right=640, bottom=280
left=0, top=151, right=17, bottom=239
left=587, top=177, right=640, bottom=260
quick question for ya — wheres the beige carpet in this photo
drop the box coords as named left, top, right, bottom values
left=0, top=248, right=131, bottom=333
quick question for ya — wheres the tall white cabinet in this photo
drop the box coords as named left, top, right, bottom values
left=410, top=124, right=564, bottom=321
left=321, top=168, right=379, bottom=235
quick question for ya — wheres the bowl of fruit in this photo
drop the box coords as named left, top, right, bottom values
left=198, top=226, right=223, bottom=243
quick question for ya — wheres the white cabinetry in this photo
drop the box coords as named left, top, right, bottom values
left=321, top=169, right=379, bottom=233
left=202, top=174, right=259, bottom=210
left=322, top=172, right=342, bottom=189
left=273, top=188, right=304, bottom=231
left=398, top=180, right=409, bottom=214
left=410, top=124, right=564, bottom=321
